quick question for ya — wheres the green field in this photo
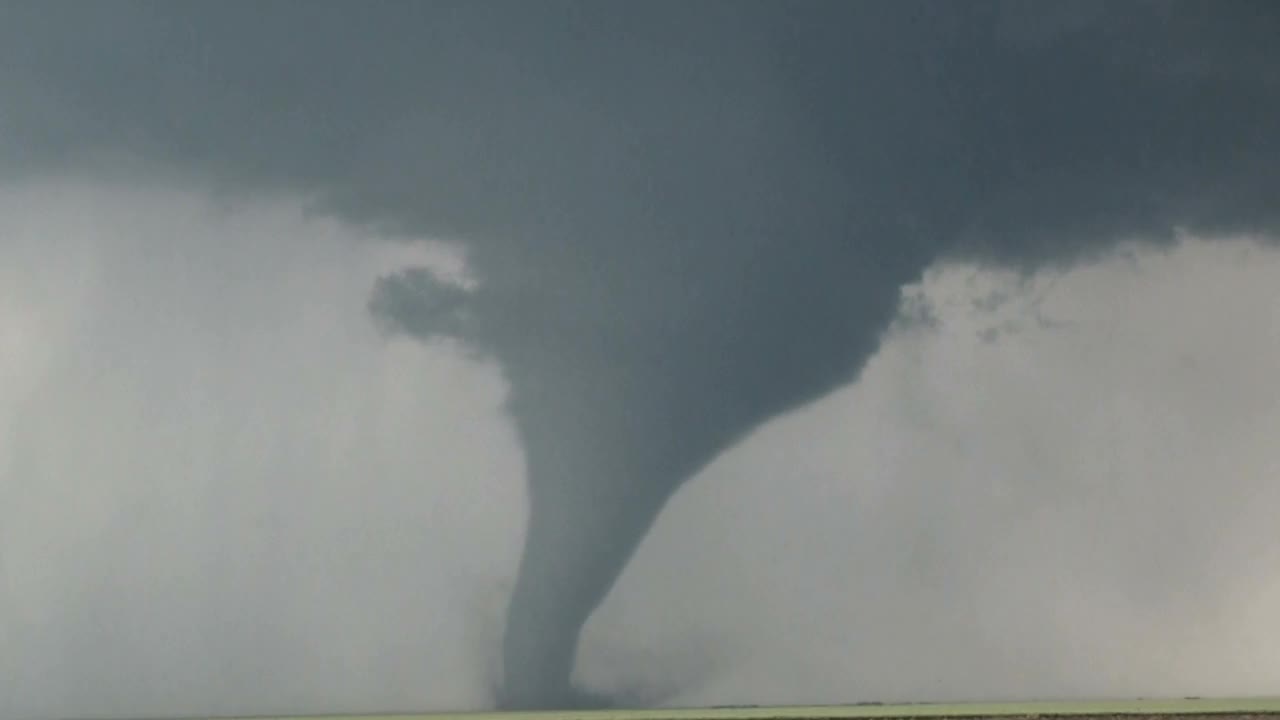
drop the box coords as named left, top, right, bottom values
left=172, top=697, right=1280, bottom=720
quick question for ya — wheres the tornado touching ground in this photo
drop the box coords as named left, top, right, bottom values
left=3, top=0, right=1280, bottom=712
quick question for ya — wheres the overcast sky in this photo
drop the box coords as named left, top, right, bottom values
left=2, top=2, right=1279, bottom=719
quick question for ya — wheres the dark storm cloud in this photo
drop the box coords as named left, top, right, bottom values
left=4, top=0, right=1277, bottom=710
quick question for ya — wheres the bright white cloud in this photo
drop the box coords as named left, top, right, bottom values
left=0, top=178, right=525, bottom=719
left=589, top=233, right=1280, bottom=706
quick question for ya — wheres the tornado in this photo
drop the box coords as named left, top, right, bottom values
left=368, top=2, right=1280, bottom=707
left=371, top=189, right=932, bottom=707
left=4, top=0, right=1279, bottom=711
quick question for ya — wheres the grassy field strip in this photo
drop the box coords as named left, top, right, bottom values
left=178, top=697, right=1280, bottom=720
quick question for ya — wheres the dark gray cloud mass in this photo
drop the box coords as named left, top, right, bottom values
left=2, top=0, right=1278, bottom=711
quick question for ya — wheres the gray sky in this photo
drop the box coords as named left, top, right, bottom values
left=2, top=2, right=1280, bottom=718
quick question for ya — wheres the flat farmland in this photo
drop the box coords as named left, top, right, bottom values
left=126, top=697, right=1280, bottom=720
